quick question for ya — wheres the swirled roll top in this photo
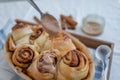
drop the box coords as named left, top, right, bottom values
left=12, top=44, right=39, bottom=68
left=11, top=23, right=52, bottom=52
left=63, top=50, right=88, bottom=67
left=37, top=49, right=60, bottom=74
left=27, top=49, right=61, bottom=80
left=30, top=26, right=44, bottom=40
left=57, top=50, right=90, bottom=80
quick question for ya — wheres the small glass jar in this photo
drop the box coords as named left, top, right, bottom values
left=82, top=15, right=105, bottom=35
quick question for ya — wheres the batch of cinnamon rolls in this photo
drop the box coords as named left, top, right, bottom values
left=4, top=19, right=94, bottom=80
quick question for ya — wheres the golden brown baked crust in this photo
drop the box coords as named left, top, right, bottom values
left=33, top=31, right=49, bottom=52
left=4, top=21, right=94, bottom=80
left=66, top=31, right=95, bottom=80
left=27, top=49, right=61, bottom=80
left=12, top=23, right=33, bottom=46
left=41, top=39, right=53, bottom=51
left=29, top=25, right=51, bottom=52
left=8, top=35, right=16, bottom=51
left=30, top=26, right=44, bottom=40
left=12, top=44, right=39, bottom=68
left=57, top=50, right=89, bottom=80
left=52, top=31, right=76, bottom=57
left=4, top=34, right=32, bottom=80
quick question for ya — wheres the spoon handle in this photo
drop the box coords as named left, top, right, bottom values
left=27, top=0, right=44, bottom=17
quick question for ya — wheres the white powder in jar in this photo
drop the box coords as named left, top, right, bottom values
left=82, top=15, right=105, bottom=35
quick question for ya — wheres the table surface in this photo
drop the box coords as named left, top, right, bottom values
left=0, top=0, right=120, bottom=80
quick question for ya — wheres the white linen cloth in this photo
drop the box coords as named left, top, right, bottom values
left=0, top=0, right=120, bottom=80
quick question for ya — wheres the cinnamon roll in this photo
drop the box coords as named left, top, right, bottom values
left=52, top=31, right=76, bottom=57
left=12, top=44, right=39, bottom=68
left=27, top=49, right=61, bottom=80
left=4, top=19, right=94, bottom=80
left=12, top=23, right=33, bottom=45
left=30, top=25, right=43, bottom=41
left=57, top=50, right=91, bottom=80
left=30, top=26, right=49, bottom=52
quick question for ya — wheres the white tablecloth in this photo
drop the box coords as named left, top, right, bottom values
left=0, top=0, right=120, bottom=80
